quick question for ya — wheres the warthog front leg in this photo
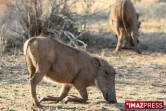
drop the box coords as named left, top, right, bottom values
left=63, top=85, right=88, bottom=103
left=40, top=84, right=71, bottom=102
left=131, top=32, right=141, bottom=54
left=122, top=35, right=129, bottom=48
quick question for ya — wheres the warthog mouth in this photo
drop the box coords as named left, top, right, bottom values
left=103, top=93, right=117, bottom=104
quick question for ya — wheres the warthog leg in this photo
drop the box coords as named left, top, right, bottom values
left=114, top=30, right=123, bottom=53
left=63, top=84, right=88, bottom=103
left=30, top=72, right=45, bottom=107
left=30, top=62, right=51, bottom=107
left=26, top=58, right=35, bottom=79
left=131, top=32, right=141, bottom=54
left=40, top=84, right=71, bottom=102
left=121, top=36, right=128, bottom=48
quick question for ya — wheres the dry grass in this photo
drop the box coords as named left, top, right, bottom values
left=1, top=23, right=166, bottom=110
left=0, top=46, right=166, bottom=111
left=0, top=0, right=166, bottom=111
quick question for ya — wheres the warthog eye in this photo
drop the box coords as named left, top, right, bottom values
left=105, top=71, right=109, bottom=75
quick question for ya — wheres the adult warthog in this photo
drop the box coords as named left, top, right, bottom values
left=24, top=36, right=117, bottom=107
left=109, top=0, right=141, bottom=54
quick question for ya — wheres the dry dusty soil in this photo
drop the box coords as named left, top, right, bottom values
left=0, top=24, right=166, bottom=111
left=0, top=1, right=166, bottom=111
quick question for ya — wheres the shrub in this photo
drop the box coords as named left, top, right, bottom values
left=0, top=0, right=90, bottom=51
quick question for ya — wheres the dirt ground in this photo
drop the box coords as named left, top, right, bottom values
left=0, top=26, right=166, bottom=111
left=0, top=0, right=166, bottom=111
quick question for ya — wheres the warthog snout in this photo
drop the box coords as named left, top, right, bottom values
left=103, top=92, right=117, bottom=103
left=94, top=58, right=117, bottom=104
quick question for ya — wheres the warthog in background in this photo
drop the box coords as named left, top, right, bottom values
left=125, top=13, right=141, bottom=47
left=24, top=36, right=117, bottom=107
left=109, top=0, right=141, bottom=54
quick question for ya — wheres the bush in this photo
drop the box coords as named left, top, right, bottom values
left=0, top=0, right=113, bottom=53
left=0, top=0, right=91, bottom=51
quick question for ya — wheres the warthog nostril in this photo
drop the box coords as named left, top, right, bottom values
left=103, top=92, right=117, bottom=103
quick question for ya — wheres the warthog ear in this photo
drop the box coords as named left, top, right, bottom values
left=92, top=57, right=102, bottom=68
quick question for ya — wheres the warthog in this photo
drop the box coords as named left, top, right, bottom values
left=24, top=36, right=117, bottom=107
left=109, top=0, right=141, bottom=54
left=125, top=13, right=141, bottom=47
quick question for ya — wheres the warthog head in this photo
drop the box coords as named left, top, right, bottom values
left=93, top=57, right=117, bottom=103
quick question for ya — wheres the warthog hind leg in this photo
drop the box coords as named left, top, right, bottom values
left=114, top=31, right=123, bottom=53
left=30, top=61, right=51, bottom=107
